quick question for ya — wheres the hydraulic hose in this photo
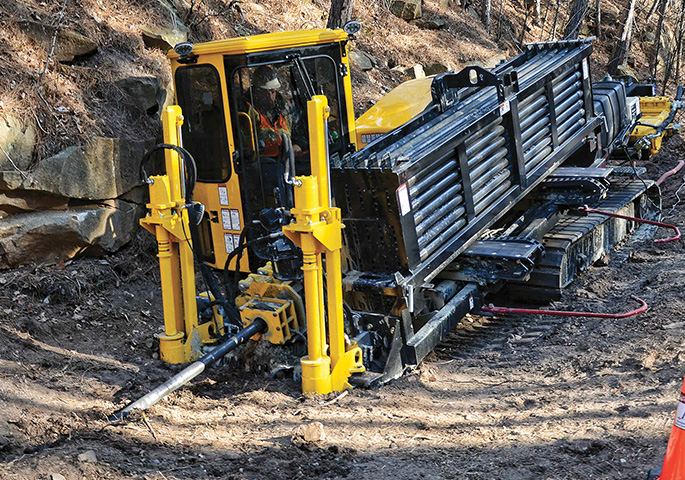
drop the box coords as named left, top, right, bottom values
left=109, top=318, right=267, bottom=422
left=656, top=160, right=685, bottom=186
left=481, top=295, right=648, bottom=318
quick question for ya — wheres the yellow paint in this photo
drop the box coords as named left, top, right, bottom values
left=167, top=30, right=349, bottom=58
left=355, top=77, right=433, bottom=148
left=630, top=96, right=681, bottom=155
left=141, top=106, right=223, bottom=364
left=168, top=29, right=357, bottom=270
left=283, top=96, right=364, bottom=394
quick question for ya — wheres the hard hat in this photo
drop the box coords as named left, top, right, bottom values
left=254, top=66, right=281, bottom=90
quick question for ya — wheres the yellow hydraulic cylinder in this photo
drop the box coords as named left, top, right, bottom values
left=283, top=96, right=364, bottom=394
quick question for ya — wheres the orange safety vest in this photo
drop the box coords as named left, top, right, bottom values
left=248, top=104, right=291, bottom=158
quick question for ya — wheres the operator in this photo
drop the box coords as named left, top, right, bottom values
left=247, top=66, right=302, bottom=159
left=243, top=65, right=306, bottom=209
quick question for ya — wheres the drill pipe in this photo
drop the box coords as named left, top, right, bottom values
left=109, top=318, right=267, bottom=422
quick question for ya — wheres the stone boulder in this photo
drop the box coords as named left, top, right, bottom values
left=0, top=190, right=68, bottom=217
left=0, top=137, right=155, bottom=201
left=616, top=64, right=637, bottom=79
left=141, top=0, right=190, bottom=51
left=19, top=21, right=97, bottom=62
left=349, top=50, right=375, bottom=71
left=0, top=115, right=37, bottom=171
left=115, top=76, right=163, bottom=115
left=404, top=64, right=426, bottom=79
left=390, top=0, right=422, bottom=21
left=410, top=18, right=446, bottom=30
left=424, top=62, right=451, bottom=76
left=0, top=200, right=143, bottom=268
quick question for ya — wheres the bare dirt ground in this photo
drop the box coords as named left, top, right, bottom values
left=2, top=138, right=685, bottom=480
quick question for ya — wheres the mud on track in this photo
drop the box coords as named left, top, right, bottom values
left=2, top=138, right=685, bottom=480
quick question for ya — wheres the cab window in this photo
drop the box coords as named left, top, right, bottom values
left=227, top=56, right=344, bottom=219
left=175, top=65, right=231, bottom=182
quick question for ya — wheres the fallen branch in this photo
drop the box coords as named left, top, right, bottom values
left=39, top=0, right=69, bottom=83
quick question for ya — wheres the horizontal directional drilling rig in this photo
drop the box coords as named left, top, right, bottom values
left=116, top=27, right=682, bottom=416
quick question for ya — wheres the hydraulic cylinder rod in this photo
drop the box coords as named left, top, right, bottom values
left=109, top=318, right=267, bottom=422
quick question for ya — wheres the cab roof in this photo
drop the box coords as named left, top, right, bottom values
left=167, top=29, right=348, bottom=58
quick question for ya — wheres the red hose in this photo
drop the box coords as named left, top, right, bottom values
left=579, top=207, right=681, bottom=243
left=656, top=160, right=685, bottom=186
left=481, top=295, right=648, bottom=318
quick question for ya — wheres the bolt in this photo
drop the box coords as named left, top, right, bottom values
left=276, top=326, right=281, bottom=331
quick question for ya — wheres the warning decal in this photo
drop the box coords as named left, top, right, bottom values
left=221, top=209, right=232, bottom=230
left=218, top=185, right=229, bottom=206
left=224, top=233, right=234, bottom=254
left=499, top=100, right=510, bottom=116
left=230, top=209, right=241, bottom=230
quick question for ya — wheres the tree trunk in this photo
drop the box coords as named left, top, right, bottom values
left=563, top=0, right=589, bottom=39
left=651, top=0, right=669, bottom=81
left=497, top=0, right=505, bottom=40
left=482, top=0, right=492, bottom=32
left=596, top=0, right=601, bottom=37
left=539, top=0, right=551, bottom=40
left=551, top=0, right=561, bottom=39
left=607, top=0, right=638, bottom=75
left=327, top=0, right=354, bottom=30
left=675, top=0, right=685, bottom=90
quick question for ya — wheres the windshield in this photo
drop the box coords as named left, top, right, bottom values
left=228, top=55, right=344, bottom=219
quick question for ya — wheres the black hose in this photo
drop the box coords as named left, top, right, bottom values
left=140, top=143, right=198, bottom=203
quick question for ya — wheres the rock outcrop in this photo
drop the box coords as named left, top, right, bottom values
left=0, top=200, right=143, bottom=268
left=390, top=0, right=422, bottom=21
left=0, top=127, right=155, bottom=268
left=19, top=21, right=98, bottom=62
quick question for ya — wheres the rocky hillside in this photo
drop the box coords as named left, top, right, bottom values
left=0, top=0, right=679, bottom=268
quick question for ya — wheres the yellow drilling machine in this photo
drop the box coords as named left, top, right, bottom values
left=112, top=24, right=682, bottom=420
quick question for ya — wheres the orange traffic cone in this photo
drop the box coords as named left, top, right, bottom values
left=655, top=375, right=685, bottom=480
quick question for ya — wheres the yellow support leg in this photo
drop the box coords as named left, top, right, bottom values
left=283, top=96, right=364, bottom=395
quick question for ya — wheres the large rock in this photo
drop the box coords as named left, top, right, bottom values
left=0, top=200, right=143, bottom=268
left=404, top=64, right=426, bottom=79
left=0, top=137, right=155, bottom=201
left=0, top=190, right=68, bottom=217
left=410, top=18, right=446, bottom=30
left=115, top=76, right=162, bottom=115
left=0, top=116, right=36, bottom=171
left=616, top=64, right=637, bottom=79
left=141, top=0, right=190, bottom=51
left=390, top=0, right=422, bottom=20
left=424, top=62, right=451, bottom=76
left=349, top=50, right=375, bottom=71
left=19, top=21, right=97, bottom=62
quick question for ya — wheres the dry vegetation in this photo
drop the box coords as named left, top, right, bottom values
left=5, top=0, right=680, bottom=164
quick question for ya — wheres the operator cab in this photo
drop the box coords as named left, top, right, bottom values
left=168, top=30, right=357, bottom=271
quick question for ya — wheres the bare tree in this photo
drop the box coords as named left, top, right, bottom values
left=497, top=0, right=505, bottom=40
left=327, top=0, right=355, bottom=30
left=646, top=0, right=661, bottom=23
left=607, top=0, right=638, bottom=75
left=482, top=0, right=492, bottom=33
left=651, top=0, right=669, bottom=81
left=675, top=0, right=685, bottom=89
left=550, top=0, right=562, bottom=40
left=564, top=0, right=589, bottom=39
